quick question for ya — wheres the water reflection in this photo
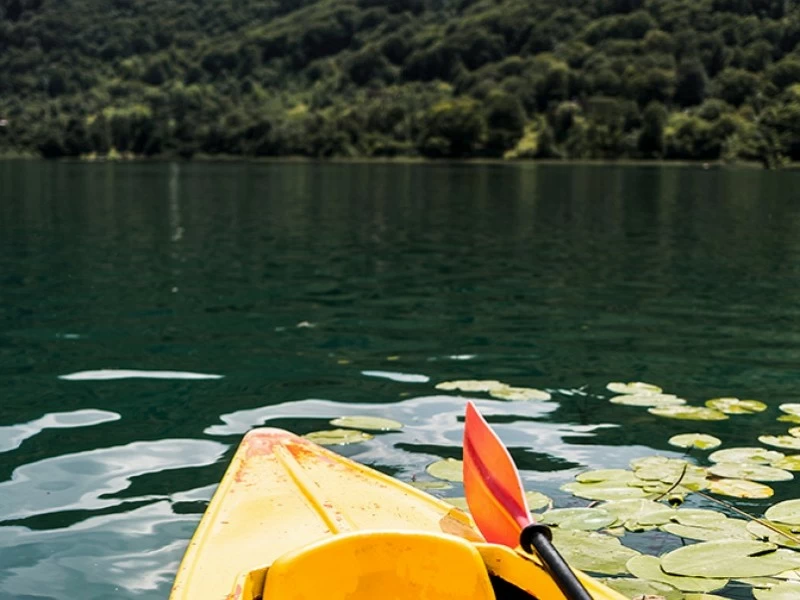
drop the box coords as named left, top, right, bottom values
left=0, top=409, right=120, bottom=454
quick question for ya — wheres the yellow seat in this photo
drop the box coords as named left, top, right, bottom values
left=262, top=530, right=497, bottom=600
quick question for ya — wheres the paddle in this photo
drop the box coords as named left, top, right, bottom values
left=462, top=401, right=593, bottom=600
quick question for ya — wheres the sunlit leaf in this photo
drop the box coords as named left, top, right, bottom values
left=409, top=480, right=452, bottom=491
left=426, top=458, right=464, bottom=482
left=304, top=429, right=373, bottom=445
left=789, top=427, right=800, bottom=438
left=576, top=469, right=638, bottom=484
left=705, top=397, right=767, bottom=414
left=707, top=478, right=774, bottom=499
left=598, top=577, right=683, bottom=600
left=632, top=460, right=709, bottom=491
left=599, top=499, right=677, bottom=531
left=525, top=490, right=552, bottom=512
left=737, top=577, right=783, bottom=588
left=708, top=463, right=793, bottom=482
left=669, top=433, right=722, bottom=450
left=435, top=380, right=507, bottom=392
left=606, top=381, right=663, bottom=395
left=746, top=521, right=800, bottom=549
left=754, top=581, right=800, bottom=599
left=540, top=507, right=618, bottom=531
left=661, top=517, right=754, bottom=541
left=661, top=540, right=800, bottom=578
left=779, top=415, right=800, bottom=424
left=561, top=480, right=649, bottom=501
left=760, top=435, right=800, bottom=451
left=670, top=509, right=728, bottom=527
left=684, top=595, right=729, bottom=600
left=648, top=406, right=728, bottom=420
left=329, top=416, right=404, bottom=431
left=610, top=393, right=686, bottom=407
left=627, top=555, right=728, bottom=592
left=779, top=404, right=800, bottom=417
left=709, top=447, right=785, bottom=465
left=489, top=386, right=551, bottom=401
left=772, top=456, right=800, bottom=471
left=765, top=499, right=800, bottom=527
left=444, top=496, right=469, bottom=510
left=550, top=528, right=641, bottom=575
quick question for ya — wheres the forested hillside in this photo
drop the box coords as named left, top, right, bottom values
left=1, top=0, right=800, bottom=164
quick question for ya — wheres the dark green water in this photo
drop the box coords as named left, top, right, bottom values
left=2, top=161, right=800, bottom=599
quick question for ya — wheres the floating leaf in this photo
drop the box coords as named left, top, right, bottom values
left=598, top=578, right=682, bottom=600
left=779, top=404, right=800, bottom=417
left=489, top=386, right=551, bottom=401
left=709, top=447, right=785, bottom=465
left=444, top=496, right=469, bottom=510
left=610, top=393, right=686, bottom=407
left=669, top=433, right=722, bottom=450
left=632, top=460, right=709, bottom=492
left=705, top=397, right=767, bottom=414
left=779, top=414, right=800, bottom=424
left=760, top=435, right=800, bottom=451
left=746, top=521, right=800, bottom=549
left=435, top=380, right=506, bottom=393
left=670, top=508, right=728, bottom=527
left=627, top=555, right=728, bottom=592
left=540, top=507, right=617, bottom=531
left=662, top=517, right=754, bottom=541
left=525, top=490, right=552, bottom=512
left=707, top=478, right=774, bottom=499
left=708, top=463, right=793, bottom=482
left=599, top=499, right=677, bottom=531
left=561, top=480, right=649, bottom=501
left=765, top=500, right=800, bottom=527
left=550, top=529, right=641, bottom=575
left=661, top=540, right=800, bottom=578
left=648, top=406, right=728, bottom=421
left=576, top=469, right=638, bottom=484
left=772, top=455, right=800, bottom=471
left=684, top=595, right=729, bottom=600
left=754, top=581, right=800, bottom=599
left=409, top=480, right=452, bottom=491
left=790, top=427, right=800, bottom=438
left=426, top=458, right=464, bottom=482
left=303, top=429, right=373, bottom=445
left=329, top=416, right=404, bottom=431
left=606, top=381, right=663, bottom=395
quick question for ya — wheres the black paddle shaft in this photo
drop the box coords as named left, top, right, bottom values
left=519, top=524, right=593, bottom=600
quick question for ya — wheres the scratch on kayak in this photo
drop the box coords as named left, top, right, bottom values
left=58, top=369, right=224, bottom=381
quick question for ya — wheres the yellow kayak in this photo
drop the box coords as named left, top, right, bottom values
left=170, top=428, right=627, bottom=600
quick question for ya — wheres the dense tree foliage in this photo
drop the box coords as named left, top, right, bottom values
left=1, top=0, right=800, bottom=165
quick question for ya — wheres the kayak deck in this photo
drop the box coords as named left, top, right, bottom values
left=169, top=428, right=626, bottom=600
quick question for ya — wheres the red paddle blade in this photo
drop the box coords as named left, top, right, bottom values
left=462, top=401, right=532, bottom=547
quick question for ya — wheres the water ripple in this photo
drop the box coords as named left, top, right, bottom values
left=0, top=409, right=121, bottom=454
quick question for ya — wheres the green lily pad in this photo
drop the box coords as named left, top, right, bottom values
left=610, top=393, right=686, bottom=407
left=662, top=517, right=754, bottom=541
left=303, top=429, right=374, bottom=445
left=708, top=463, right=794, bottom=482
left=779, top=404, right=800, bottom=417
left=705, top=397, right=767, bottom=414
left=606, top=381, right=663, bottom=395
left=772, top=455, right=800, bottom=471
left=754, top=581, right=800, bottom=599
left=632, top=461, right=709, bottom=492
left=760, top=435, right=800, bottom=451
left=599, top=499, right=677, bottom=531
left=627, top=555, right=728, bottom=592
left=561, top=480, right=649, bottom=501
left=489, top=386, right=551, bottom=401
left=409, top=480, right=452, bottom=491
left=709, top=447, right=785, bottom=465
left=661, top=540, right=800, bottom=578
left=444, top=496, right=469, bottom=510
left=540, top=507, right=618, bottom=531
left=779, top=414, right=800, bottom=424
left=670, top=508, right=728, bottom=527
left=737, top=576, right=784, bottom=588
left=669, top=433, right=722, bottom=450
left=435, top=380, right=507, bottom=392
left=648, top=406, right=728, bottom=421
left=747, top=521, right=800, bottom=549
left=426, top=458, right=464, bottom=482
left=598, top=577, right=683, bottom=600
left=765, top=500, right=800, bottom=526
left=789, top=427, right=800, bottom=438
left=525, top=490, right=552, bottom=512
left=684, top=595, right=729, bottom=600
left=575, top=469, right=638, bottom=484
left=707, top=478, right=774, bottom=499
left=550, top=528, right=641, bottom=575
left=329, top=416, right=404, bottom=431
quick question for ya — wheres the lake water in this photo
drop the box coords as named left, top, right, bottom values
left=2, top=161, right=800, bottom=599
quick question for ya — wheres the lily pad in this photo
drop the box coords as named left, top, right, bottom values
left=747, top=521, right=800, bottom=549
left=576, top=469, right=638, bottom=484
left=426, top=458, right=464, bottom=482
left=708, top=463, right=794, bottom=482
left=707, top=478, right=774, bottom=499
left=599, top=499, right=677, bottom=531
left=435, top=380, right=507, bottom=393
left=709, top=447, right=785, bottom=465
left=705, top=397, right=767, bottom=414
left=754, top=581, right=800, bottom=599
left=684, top=595, right=729, bottom=600
left=540, top=507, right=618, bottom=531
left=765, top=500, right=800, bottom=527
left=670, top=508, right=728, bottom=527
left=561, top=480, right=649, bottom=501
left=409, top=480, right=452, bottom=491
left=627, top=555, right=728, bottom=592
left=610, top=393, right=686, bottom=407
left=329, top=416, right=404, bottom=431
left=525, top=490, right=552, bottom=512
left=550, top=528, right=641, bottom=575
left=772, top=455, right=800, bottom=471
left=489, top=386, right=551, bottom=401
left=606, top=381, right=663, bottom=395
left=648, top=406, right=728, bottom=421
left=661, top=540, right=800, bottom=578
left=779, top=404, right=800, bottom=417
left=789, top=427, right=800, bottom=437
left=444, top=496, right=469, bottom=510
left=760, top=435, right=800, bottom=451
left=779, top=414, right=800, bottom=424
left=598, top=577, right=682, bottom=600
left=662, top=517, right=754, bottom=541
left=303, top=429, right=374, bottom=445
left=669, top=433, right=722, bottom=450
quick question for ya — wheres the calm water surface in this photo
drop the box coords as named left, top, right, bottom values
left=2, top=161, right=800, bottom=599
